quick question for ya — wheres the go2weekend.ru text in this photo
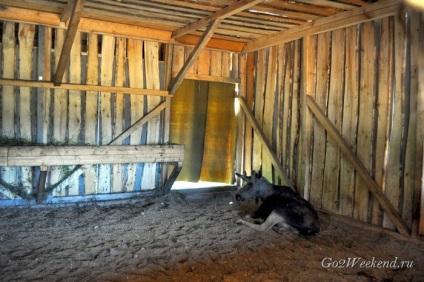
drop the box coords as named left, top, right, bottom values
left=321, top=257, right=414, bottom=269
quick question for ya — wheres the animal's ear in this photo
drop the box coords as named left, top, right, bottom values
left=255, top=170, right=262, bottom=178
left=235, top=171, right=250, bottom=182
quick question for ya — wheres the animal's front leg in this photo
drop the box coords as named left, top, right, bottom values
left=237, top=210, right=287, bottom=232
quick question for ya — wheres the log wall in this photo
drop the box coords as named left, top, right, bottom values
left=239, top=13, right=424, bottom=235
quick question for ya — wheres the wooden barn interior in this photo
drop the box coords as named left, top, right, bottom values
left=0, top=0, right=423, bottom=244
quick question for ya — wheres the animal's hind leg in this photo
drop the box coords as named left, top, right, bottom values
left=237, top=210, right=287, bottom=232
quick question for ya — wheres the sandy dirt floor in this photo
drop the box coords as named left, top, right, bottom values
left=0, top=188, right=423, bottom=282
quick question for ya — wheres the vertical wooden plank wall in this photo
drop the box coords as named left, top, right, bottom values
left=243, top=13, right=423, bottom=234
left=0, top=22, right=16, bottom=197
left=0, top=22, right=167, bottom=198
left=244, top=42, right=301, bottom=187
left=171, top=46, right=240, bottom=83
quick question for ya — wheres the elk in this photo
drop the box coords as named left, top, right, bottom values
left=235, top=170, right=320, bottom=236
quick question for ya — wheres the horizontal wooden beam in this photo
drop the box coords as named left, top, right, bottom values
left=243, top=0, right=402, bottom=52
left=0, top=5, right=245, bottom=52
left=306, top=95, right=411, bottom=236
left=180, top=73, right=240, bottom=84
left=0, top=145, right=185, bottom=166
left=238, top=97, right=294, bottom=189
left=0, top=78, right=171, bottom=97
left=172, top=0, right=265, bottom=38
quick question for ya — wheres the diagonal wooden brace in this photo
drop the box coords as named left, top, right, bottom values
left=306, top=95, right=410, bottom=236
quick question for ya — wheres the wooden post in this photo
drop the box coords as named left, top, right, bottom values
left=36, top=166, right=49, bottom=204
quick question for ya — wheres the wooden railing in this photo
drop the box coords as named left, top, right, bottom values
left=0, top=144, right=184, bottom=203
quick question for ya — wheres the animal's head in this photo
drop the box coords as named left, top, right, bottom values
left=235, top=170, right=268, bottom=201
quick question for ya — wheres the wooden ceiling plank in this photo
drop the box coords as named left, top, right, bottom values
left=171, top=0, right=265, bottom=39
left=243, top=0, right=402, bottom=52
left=295, top=0, right=359, bottom=10
left=53, top=0, right=86, bottom=86
left=250, top=5, right=322, bottom=21
left=260, top=1, right=340, bottom=16
left=170, top=19, right=222, bottom=95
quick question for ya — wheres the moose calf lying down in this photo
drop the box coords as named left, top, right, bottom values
left=235, top=171, right=320, bottom=236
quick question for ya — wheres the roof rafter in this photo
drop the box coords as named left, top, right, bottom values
left=243, top=0, right=402, bottom=52
left=169, top=19, right=222, bottom=95
left=53, top=0, right=86, bottom=86
left=171, top=0, right=265, bottom=39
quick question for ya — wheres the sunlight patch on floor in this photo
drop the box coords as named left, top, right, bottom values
left=171, top=181, right=233, bottom=190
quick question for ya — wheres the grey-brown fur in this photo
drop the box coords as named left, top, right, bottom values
left=235, top=171, right=320, bottom=236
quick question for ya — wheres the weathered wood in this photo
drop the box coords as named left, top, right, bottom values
left=355, top=21, right=376, bottom=223
left=161, top=163, right=183, bottom=194
left=143, top=41, right=162, bottom=189
left=36, top=167, right=48, bottom=204
left=410, top=11, right=424, bottom=237
left=236, top=53, right=247, bottom=183
left=169, top=19, right=222, bottom=95
left=84, top=33, right=99, bottom=194
left=53, top=0, right=86, bottom=86
left=18, top=23, right=35, bottom=192
left=180, top=74, right=240, bottom=84
left=210, top=50, right=222, bottom=77
left=306, top=95, right=410, bottom=236
left=51, top=29, right=68, bottom=195
left=127, top=38, right=144, bottom=192
left=252, top=49, right=265, bottom=172
left=340, top=25, right=359, bottom=217
left=309, top=32, right=331, bottom=209
left=60, top=0, right=75, bottom=24
left=162, top=44, right=173, bottom=186
left=282, top=43, right=292, bottom=180
left=68, top=31, right=82, bottom=196
left=42, top=27, right=52, bottom=143
left=301, top=35, right=316, bottom=200
left=372, top=17, right=393, bottom=225
left=401, top=15, right=415, bottom=229
left=291, top=41, right=300, bottom=188
left=243, top=0, right=402, bottom=52
left=111, top=37, right=127, bottom=193
left=262, top=46, right=277, bottom=182
left=221, top=52, right=231, bottom=78
left=99, top=35, right=115, bottom=193
left=68, top=31, right=82, bottom=143
left=322, top=29, right=344, bottom=213
left=383, top=17, right=405, bottom=229
left=1, top=22, right=16, bottom=137
left=243, top=52, right=255, bottom=174
left=197, top=49, right=211, bottom=76
left=53, top=28, right=68, bottom=143
left=18, top=23, right=35, bottom=140
left=171, top=0, right=265, bottom=38
left=238, top=97, right=293, bottom=189
left=3, top=145, right=185, bottom=167
left=1, top=22, right=17, bottom=189
left=0, top=79, right=170, bottom=97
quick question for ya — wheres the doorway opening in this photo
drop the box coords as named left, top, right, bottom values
left=169, top=80, right=237, bottom=189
